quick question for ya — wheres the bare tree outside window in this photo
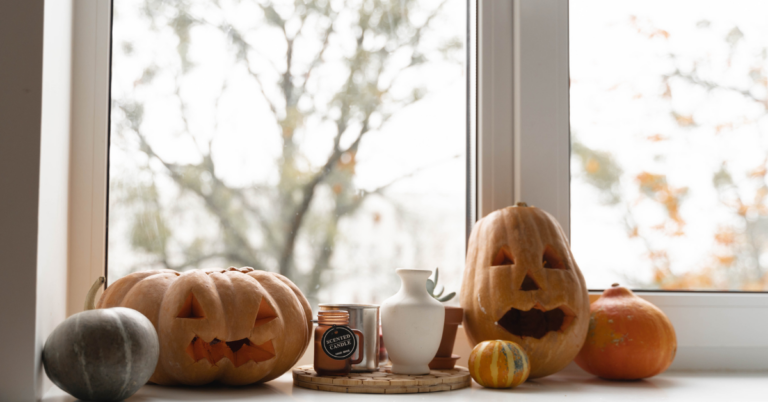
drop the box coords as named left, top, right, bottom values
left=108, top=0, right=467, bottom=308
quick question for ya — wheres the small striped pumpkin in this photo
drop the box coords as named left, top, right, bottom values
left=469, top=340, right=530, bottom=388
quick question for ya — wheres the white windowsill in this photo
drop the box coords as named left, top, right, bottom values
left=42, top=365, right=768, bottom=402
left=40, top=323, right=768, bottom=401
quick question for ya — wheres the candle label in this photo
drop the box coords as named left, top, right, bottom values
left=321, top=325, right=358, bottom=360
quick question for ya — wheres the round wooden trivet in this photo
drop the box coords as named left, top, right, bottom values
left=292, top=365, right=471, bottom=394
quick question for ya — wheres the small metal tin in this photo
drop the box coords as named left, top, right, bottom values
left=318, top=304, right=380, bottom=372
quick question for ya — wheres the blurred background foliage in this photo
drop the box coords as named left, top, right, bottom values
left=109, top=0, right=464, bottom=307
left=572, top=12, right=768, bottom=291
left=113, top=1, right=768, bottom=296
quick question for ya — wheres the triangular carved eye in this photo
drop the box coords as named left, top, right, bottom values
left=177, top=293, right=205, bottom=319
left=520, top=272, right=540, bottom=291
left=254, top=298, right=278, bottom=327
left=491, top=246, right=515, bottom=266
left=542, top=245, right=566, bottom=270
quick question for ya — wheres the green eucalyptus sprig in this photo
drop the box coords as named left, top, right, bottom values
left=426, top=267, right=455, bottom=302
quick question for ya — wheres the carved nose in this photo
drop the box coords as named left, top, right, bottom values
left=520, top=272, right=540, bottom=291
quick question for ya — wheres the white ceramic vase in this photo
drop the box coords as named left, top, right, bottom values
left=381, top=269, right=445, bottom=374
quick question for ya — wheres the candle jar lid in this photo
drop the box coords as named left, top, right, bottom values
left=317, top=310, right=349, bottom=326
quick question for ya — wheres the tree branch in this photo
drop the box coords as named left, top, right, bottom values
left=161, top=253, right=226, bottom=271
left=278, top=112, right=372, bottom=277
left=174, top=74, right=206, bottom=157
left=244, top=62, right=281, bottom=120
left=123, top=118, right=265, bottom=270
left=668, top=70, right=767, bottom=108
left=299, top=19, right=335, bottom=97
left=276, top=1, right=451, bottom=277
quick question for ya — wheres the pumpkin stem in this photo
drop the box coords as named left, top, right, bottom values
left=611, top=283, right=620, bottom=288
left=84, top=276, right=106, bottom=311
left=516, top=202, right=528, bottom=207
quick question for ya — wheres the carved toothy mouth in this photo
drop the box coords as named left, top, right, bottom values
left=497, top=305, right=575, bottom=339
left=186, top=337, right=275, bottom=367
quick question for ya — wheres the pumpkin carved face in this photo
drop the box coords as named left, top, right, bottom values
left=97, top=267, right=312, bottom=386
left=461, top=204, right=589, bottom=379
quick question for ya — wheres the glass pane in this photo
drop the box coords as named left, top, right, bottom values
left=108, top=0, right=467, bottom=308
left=571, top=0, right=768, bottom=291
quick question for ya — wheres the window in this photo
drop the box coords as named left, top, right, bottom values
left=107, top=0, right=468, bottom=308
left=66, top=0, right=768, bottom=372
left=474, top=0, right=768, bottom=371
left=571, top=0, right=768, bottom=291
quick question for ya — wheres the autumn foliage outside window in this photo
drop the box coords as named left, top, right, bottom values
left=571, top=0, right=768, bottom=291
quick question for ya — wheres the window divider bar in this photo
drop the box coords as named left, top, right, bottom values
left=68, top=0, right=111, bottom=317
left=476, top=0, right=569, bottom=237
left=512, top=0, right=571, bottom=238
left=476, top=0, right=515, bottom=220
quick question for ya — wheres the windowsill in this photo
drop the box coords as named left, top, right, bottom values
left=42, top=366, right=768, bottom=401
left=40, top=325, right=768, bottom=401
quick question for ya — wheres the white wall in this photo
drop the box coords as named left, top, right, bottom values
left=0, top=0, right=73, bottom=400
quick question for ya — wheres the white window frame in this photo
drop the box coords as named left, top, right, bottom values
left=66, top=0, right=768, bottom=372
left=68, top=0, right=111, bottom=317
left=475, top=0, right=768, bottom=371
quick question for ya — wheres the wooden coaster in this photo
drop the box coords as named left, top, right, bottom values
left=292, top=365, right=471, bottom=394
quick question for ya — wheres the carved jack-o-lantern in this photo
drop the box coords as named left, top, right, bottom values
left=461, top=203, right=589, bottom=379
left=97, top=267, right=312, bottom=386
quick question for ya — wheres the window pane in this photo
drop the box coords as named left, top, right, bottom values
left=108, top=0, right=467, bottom=308
left=571, top=0, right=768, bottom=290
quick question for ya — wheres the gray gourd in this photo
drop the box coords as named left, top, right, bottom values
left=43, top=277, right=159, bottom=402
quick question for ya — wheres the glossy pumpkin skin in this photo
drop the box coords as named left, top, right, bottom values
left=461, top=204, right=590, bottom=379
left=43, top=307, right=159, bottom=402
left=575, top=285, right=677, bottom=380
left=468, top=340, right=530, bottom=388
left=97, top=267, right=312, bottom=386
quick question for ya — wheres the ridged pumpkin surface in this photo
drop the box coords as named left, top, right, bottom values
left=97, top=267, right=312, bottom=386
left=575, top=285, right=676, bottom=380
left=468, top=340, right=530, bottom=388
left=461, top=204, right=590, bottom=378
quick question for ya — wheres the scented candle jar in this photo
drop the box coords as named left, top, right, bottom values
left=318, top=304, right=380, bottom=372
left=314, top=311, right=365, bottom=376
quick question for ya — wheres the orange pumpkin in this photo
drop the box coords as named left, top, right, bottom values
left=575, top=284, right=676, bottom=380
left=97, top=267, right=312, bottom=385
left=468, top=340, right=530, bottom=388
left=461, top=203, right=590, bottom=379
